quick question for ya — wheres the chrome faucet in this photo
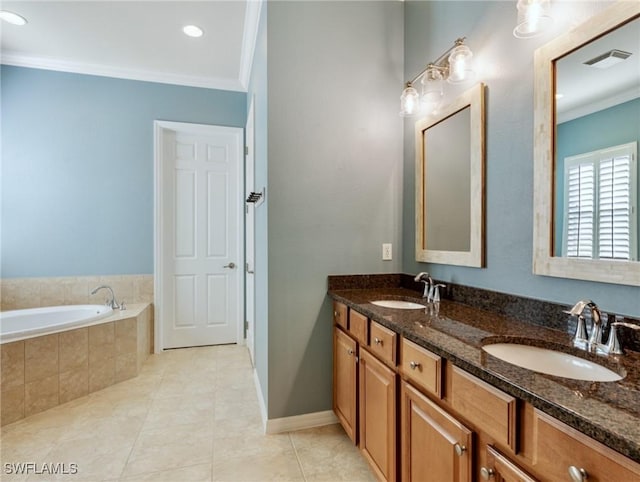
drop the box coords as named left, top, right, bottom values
left=414, top=272, right=432, bottom=299
left=566, top=299, right=604, bottom=351
left=91, top=285, right=120, bottom=309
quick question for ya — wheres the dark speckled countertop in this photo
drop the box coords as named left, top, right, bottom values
left=328, top=276, right=640, bottom=464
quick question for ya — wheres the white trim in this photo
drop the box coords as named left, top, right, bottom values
left=253, top=368, right=268, bottom=433
left=1, top=53, right=246, bottom=92
left=153, top=120, right=245, bottom=352
left=238, top=0, right=263, bottom=90
left=265, top=410, right=339, bottom=435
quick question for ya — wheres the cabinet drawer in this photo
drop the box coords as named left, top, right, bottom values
left=349, top=310, right=368, bottom=345
left=369, top=321, right=397, bottom=366
left=450, top=367, right=517, bottom=452
left=400, top=338, right=442, bottom=398
left=333, top=301, right=348, bottom=330
left=532, top=410, right=640, bottom=482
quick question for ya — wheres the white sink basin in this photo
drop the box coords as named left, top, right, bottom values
left=482, top=343, right=623, bottom=382
left=370, top=300, right=426, bottom=310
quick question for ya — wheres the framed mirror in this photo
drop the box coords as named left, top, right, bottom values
left=533, top=1, right=640, bottom=286
left=415, top=83, right=485, bottom=267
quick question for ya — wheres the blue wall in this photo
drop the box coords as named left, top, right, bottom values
left=555, top=98, right=640, bottom=256
left=402, top=1, right=640, bottom=318
left=1, top=66, right=246, bottom=278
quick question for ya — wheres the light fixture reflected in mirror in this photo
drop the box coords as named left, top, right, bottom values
left=513, top=0, right=553, bottom=39
left=400, top=38, right=475, bottom=117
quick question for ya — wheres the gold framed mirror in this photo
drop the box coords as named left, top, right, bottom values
left=415, top=83, right=485, bottom=267
left=533, top=1, right=640, bottom=286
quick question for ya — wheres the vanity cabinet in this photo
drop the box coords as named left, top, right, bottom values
left=359, top=348, right=397, bottom=482
left=333, top=305, right=399, bottom=480
left=333, top=326, right=358, bottom=443
left=332, top=303, right=640, bottom=482
left=401, top=381, right=473, bottom=482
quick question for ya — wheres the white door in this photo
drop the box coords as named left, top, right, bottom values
left=245, top=99, right=256, bottom=364
left=155, top=121, right=243, bottom=349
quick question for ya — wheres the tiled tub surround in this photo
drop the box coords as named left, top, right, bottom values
left=0, top=303, right=152, bottom=426
left=0, top=274, right=154, bottom=311
left=328, top=274, right=640, bottom=463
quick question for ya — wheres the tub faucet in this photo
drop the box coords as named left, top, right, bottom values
left=414, top=272, right=432, bottom=299
left=91, top=285, right=120, bottom=310
left=567, top=299, right=602, bottom=349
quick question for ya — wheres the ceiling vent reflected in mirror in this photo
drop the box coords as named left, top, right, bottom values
left=584, top=49, right=632, bottom=69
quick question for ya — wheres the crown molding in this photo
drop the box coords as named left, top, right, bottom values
left=238, top=0, right=263, bottom=90
left=1, top=52, right=246, bottom=92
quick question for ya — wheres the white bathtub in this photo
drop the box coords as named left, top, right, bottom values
left=0, top=305, right=113, bottom=343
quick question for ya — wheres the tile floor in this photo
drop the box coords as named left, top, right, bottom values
left=0, top=345, right=375, bottom=482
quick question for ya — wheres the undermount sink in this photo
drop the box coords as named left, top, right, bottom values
left=482, top=343, right=623, bottom=382
left=370, top=300, right=426, bottom=310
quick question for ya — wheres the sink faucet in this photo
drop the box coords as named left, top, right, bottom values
left=91, top=285, right=120, bottom=309
left=414, top=272, right=432, bottom=299
left=566, top=299, right=603, bottom=350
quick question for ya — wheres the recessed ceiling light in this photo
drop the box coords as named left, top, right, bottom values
left=0, top=10, right=27, bottom=26
left=183, top=25, right=204, bottom=38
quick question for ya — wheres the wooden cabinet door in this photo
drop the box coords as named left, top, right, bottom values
left=359, top=348, right=397, bottom=482
left=333, top=327, right=358, bottom=443
left=482, top=445, right=537, bottom=482
left=401, top=381, right=473, bottom=482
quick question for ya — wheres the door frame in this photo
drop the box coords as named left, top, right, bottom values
left=153, top=120, right=245, bottom=353
left=245, top=97, right=256, bottom=364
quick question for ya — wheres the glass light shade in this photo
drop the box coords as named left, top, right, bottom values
left=400, top=85, right=420, bottom=117
left=421, top=70, right=444, bottom=113
left=513, top=0, right=553, bottom=39
left=447, top=44, right=474, bottom=84
left=0, top=10, right=27, bottom=25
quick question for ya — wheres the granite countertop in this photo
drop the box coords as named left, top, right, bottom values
left=328, top=285, right=640, bottom=463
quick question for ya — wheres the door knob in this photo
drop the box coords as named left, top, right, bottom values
left=223, top=262, right=236, bottom=269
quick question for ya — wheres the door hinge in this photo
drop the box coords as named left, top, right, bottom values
left=245, top=145, right=249, bottom=156
left=245, top=320, right=249, bottom=331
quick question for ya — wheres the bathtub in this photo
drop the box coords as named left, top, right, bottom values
left=0, top=303, right=152, bottom=425
left=0, top=304, right=113, bottom=343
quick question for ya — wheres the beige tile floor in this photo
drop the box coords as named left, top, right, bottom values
left=0, top=345, right=375, bottom=482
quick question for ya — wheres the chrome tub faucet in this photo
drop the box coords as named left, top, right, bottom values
left=91, top=285, right=120, bottom=310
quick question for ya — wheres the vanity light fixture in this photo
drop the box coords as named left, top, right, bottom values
left=183, top=25, right=204, bottom=38
left=0, top=10, right=27, bottom=26
left=513, top=0, right=553, bottom=39
left=400, top=37, right=475, bottom=117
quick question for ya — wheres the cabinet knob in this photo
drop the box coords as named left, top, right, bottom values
left=480, top=467, right=495, bottom=480
left=347, top=348, right=355, bottom=356
left=454, top=443, right=466, bottom=457
left=334, top=311, right=339, bottom=318
left=409, top=361, right=421, bottom=370
left=568, top=466, right=588, bottom=482
left=374, top=337, right=382, bottom=345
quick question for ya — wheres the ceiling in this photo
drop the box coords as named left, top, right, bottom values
left=556, top=16, right=640, bottom=123
left=0, top=1, right=262, bottom=92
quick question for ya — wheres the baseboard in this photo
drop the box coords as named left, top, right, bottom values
left=265, top=410, right=338, bottom=434
left=253, top=368, right=268, bottom=432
